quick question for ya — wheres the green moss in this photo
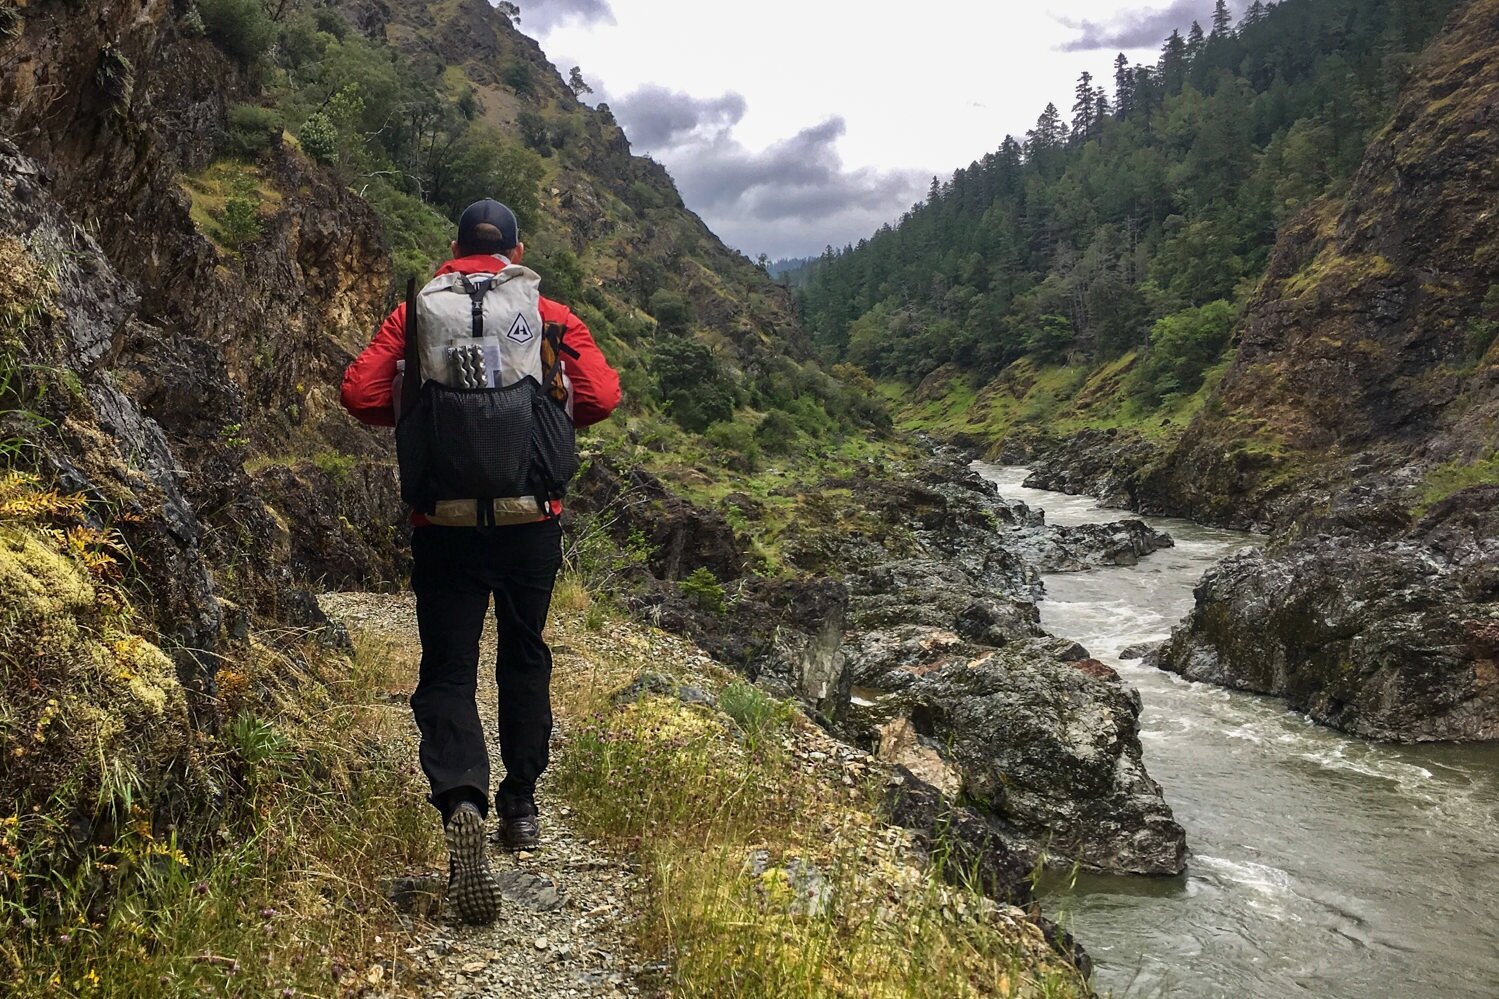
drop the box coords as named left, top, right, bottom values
left=0, top=527, right=96, bottom=625
left=1415, top=450, right=1499, bottom=513
left=894, top=352, right=1223, bottom=448
left=1280, top=248, right=1394, bottom=299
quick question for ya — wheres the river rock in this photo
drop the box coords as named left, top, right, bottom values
left=882, top=765, right=1036, bottom=903
left=1016, top=428, right=1166, bottom=511
left=1155, top=486, right=1499, bottom=741
left=853, top=633, right=1186, bottom=875
left=1007, top=520, right=1175, bottom=572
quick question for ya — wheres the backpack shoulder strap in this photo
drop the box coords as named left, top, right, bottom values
left=401, top=277, right=421, bottom=416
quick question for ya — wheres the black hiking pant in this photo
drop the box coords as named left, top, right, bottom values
left=410, top=520, right=562, bottom=822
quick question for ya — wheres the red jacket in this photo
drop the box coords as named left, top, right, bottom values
left=341, top=254, right=622, bottom=429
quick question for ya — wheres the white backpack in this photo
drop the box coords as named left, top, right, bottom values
left=394, top=265, right=579, bottom=523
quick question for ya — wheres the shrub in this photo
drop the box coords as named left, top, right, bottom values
left=502, top=62, right=536, bottom=97
left=436, top=126, right=544, bottom=227
left=224, top=103, right=282, bottom=156
left=1128, top=299, right=1238, bottom=407
left=218, top=197, right=263, bottom=250
left=516, top=110, right=550, bottom=153
left=653, top=337, right=736, bottom=432
left=197, top=0, right=275, bottom=67
left=534, top=246, right=585, bottom=303
left=297, top=111, right=338, bottom=165
left=679, top=567, right=726, bottom=616
left=755, top=409, right=800, bottom=454
left=704, top=420, right=760, bottom=472
left=648, top=289, right=692, bottom=335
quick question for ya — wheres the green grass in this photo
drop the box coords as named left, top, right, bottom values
left=718, top=681, right=794, bottom=752
left=2, top=474, right=439, bottom=996
left=895, top=353, right=1228, bottom=449
left=544, top=628, right=1090, bottom=999
left=1415, top=450, right=1499, bottom=514
left=178, top=159, right=283, bottom=255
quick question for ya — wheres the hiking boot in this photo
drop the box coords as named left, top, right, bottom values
left=498, top=810, right=541, bottom=852
left=444, top=802, right=502, bottom=924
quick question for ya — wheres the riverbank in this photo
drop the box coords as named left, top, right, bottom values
left=321, top=589, right=1092, bottom=998
left=979, top=467, right=1499, bottom=998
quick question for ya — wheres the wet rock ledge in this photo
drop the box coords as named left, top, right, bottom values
left=578, top=446, right=1188, bottom=892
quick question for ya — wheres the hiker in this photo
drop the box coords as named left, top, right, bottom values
left=340, top=199, right=621, bottom=924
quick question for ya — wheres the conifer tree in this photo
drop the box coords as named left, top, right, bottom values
left=1187, top=20, right=1206, bottom=57
left=1072, top=72, right=1096, bottom=140
left=1114, top=53, right=1134, bottom=118
left=1212, top=0, right=1233, bottom=35
left=1028, top=102, right=1064, bottom=151
left=1244, top=1, right=1267, bottom=26
left=1161, top=29, right=1187, bottom=92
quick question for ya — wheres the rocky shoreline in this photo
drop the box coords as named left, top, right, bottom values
left=580, top=445, right=1190, bottom=902
left=969, top=422, right=1499, bottom=744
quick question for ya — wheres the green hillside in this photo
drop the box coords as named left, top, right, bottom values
left=796, top=0, right=1459, bottom=425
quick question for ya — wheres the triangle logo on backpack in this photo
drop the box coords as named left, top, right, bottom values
left=506, top=312, right=535, bottom=344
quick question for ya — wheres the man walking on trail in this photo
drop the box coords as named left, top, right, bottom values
left=341, top=199, right=621, bottom=924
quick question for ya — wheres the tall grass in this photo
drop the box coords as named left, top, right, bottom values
left=2, top=629, right=439, bottom=997
left=548, top=627, right=1089, bottom=999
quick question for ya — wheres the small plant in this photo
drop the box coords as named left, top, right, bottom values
left=217, top=422, right=249, bottom=447
left=718, top=681, right=793, bottom=752
left=679, top=566, right=726, bottom=615
left=311, top=450, right=356, bottom=482
left=95, top=44, right=135, bottom=108
left=217, top=196, right=262, bottom=250
left=180, top=5, right=206, bottom=36
left=224, top=103, right=282, bottom=156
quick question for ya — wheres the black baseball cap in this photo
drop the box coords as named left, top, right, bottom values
left=456, top=199, right=519, bottom=254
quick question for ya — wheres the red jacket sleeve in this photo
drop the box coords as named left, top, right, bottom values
left=542, top=297, right=621, bottom=428
left=341, top=303, right=405, bottom=428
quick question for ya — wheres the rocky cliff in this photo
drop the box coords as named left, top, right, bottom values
left=1146, top=0, right=1499, bottom=740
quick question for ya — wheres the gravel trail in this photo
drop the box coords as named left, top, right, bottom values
left=320, top=592, right=651, bottom=999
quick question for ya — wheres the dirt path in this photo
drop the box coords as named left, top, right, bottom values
left=320, top=593, right=649, bottom=999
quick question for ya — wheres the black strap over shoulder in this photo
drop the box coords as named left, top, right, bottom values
left=401, top=277, right=421, bottom=418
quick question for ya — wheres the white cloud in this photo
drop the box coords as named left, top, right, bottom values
left=530, top=1, right=1206, bottom=254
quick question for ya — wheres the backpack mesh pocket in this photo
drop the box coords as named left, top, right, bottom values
left=426, top=381, right=535, bottom=500
left=531, top=394, right=580, bottom=498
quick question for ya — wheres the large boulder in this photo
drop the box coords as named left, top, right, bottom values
left=1155, top=486, right=1499, bottom=741
left=1007, top=519, right=1175, bottom=572
left=853, top=634, right=1187, bottom=876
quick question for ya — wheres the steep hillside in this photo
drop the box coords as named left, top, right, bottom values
left=0, top=0, right=881, bottom=596
left=1143, top=0, right=1498, bottom=524
left=1145, top=0, right=1498, bottom=741
left=796, top=0, right=1460, bottom=385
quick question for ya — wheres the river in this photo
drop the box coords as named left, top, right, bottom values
left=972, top=464, right=1499, bottom=999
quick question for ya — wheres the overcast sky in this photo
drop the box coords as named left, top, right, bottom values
left=522, top=0, right=1231, bottom=259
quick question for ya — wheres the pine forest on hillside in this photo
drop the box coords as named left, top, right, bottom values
left=795, top=0, right=1460, bottom=408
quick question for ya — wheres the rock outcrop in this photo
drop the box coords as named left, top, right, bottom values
left=1155, top=486, right=1499, bottom=741
left=808, top=451, right=1186, bottom=878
